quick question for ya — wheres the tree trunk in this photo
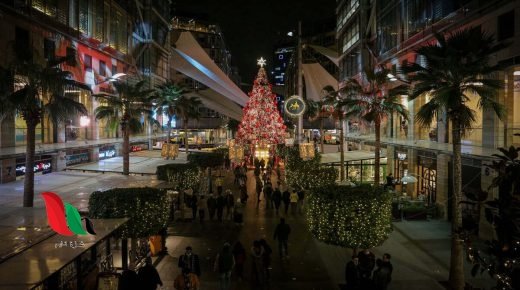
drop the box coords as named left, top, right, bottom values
left=340, top=124, right=345, bottom=181
left=320, top=117, right=324, bottom=153
left=374, top=120, right=381, bottom=186
left=184, top=118, right=189, bottom=155
left=121, top=238, right=128, bottom=270
left=122, top=124, right=130, bottom=175
left=167, top=115, right=173, bottom=145
left=449, top=119, right=465, bottom=290
left=23, top=121, right=37, bottom=207
left=130, top=238, right=138, bottom=270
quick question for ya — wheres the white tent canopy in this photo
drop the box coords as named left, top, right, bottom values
left=173, top=32, right=248, bottom=107
left=308, top=45, right=340, bottom=67
left=302, top=63, right=338, bottom=101
left=192, top=89, right=243, bottom=121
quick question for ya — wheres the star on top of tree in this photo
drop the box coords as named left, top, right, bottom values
left=257, top=57, right=267, bottom=67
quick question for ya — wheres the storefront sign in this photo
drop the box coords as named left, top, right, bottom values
left=397, top=152, right=407, bottom=160
left=130, top=145, right=142, bottom=152
left=99, top=146, right=116, bottom=160
left=16, top=161, right=52, bottom=176
left=284, top=95, right=306, bottom=117
left=66, top=153, right=90, bottom=166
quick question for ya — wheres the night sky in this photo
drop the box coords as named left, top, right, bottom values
left=174, top=0, right=336, bottom=84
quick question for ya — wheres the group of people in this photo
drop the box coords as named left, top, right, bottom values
left=185, top=189, right=239, bottom=223
left=345, top=250, right=393, bottom=290
left=172, top=229, right=286, bottom=290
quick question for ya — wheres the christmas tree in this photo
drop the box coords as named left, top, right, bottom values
left=235, top=60, right=286, bottom=145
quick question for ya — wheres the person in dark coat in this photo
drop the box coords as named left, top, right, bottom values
left=273, top=218, right=291, bottom=259
left=345, top=255, right=360, bottom=290
left=240, top=184, right=248, bottom=204
left=251, top=240, right=266, bottom=285
left=207, top=194, right=217, bottom=220
left=259, top=239, right=272, bottom=282
left=282, top=189, right=291, bottom=214
left=272, top=188, right=282, bottom=214
left=385, top=173, right=394, bottom=190
left=138, top=257, right=163, bottom=290
left=264, top=183, right=273, bottom=210
left=256, top=177, right=263, bottom=206
left=214, top=243, right=235, bottom=290
left=216, top=193, right=226, bottom=222
left=191, top=194, right=198, bottom=221
left=373, top=259, right=391, bottom=290
left=225, top=190, right=235, bottom=219
left=232, top=242, right=247, bottom=281
left=119, top=269, right=139, bottom=290
left=178, top=246, right=201, bottom=277
left=358, top=249, right=375, bottom=287
left=382, top=253, right=393, bottom=283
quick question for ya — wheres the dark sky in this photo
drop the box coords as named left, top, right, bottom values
left=174, top=0, right=336, bottom=84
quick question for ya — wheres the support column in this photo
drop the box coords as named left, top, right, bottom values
left=0, top=116, right=15, bottom=148
left=406, top=148, right=417, bottom=197
left=56, top=150, right=67, bottom=172
left=386, top=145, right=395, bottom=176
left=0, top=158, right=16, bottom=183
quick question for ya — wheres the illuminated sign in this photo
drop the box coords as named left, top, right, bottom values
left=16, top=161, right=52, bottom=176
left=99, top=146, right=116, bottom=160
left=284, top=95, right=306, bottom=117
left=66, top=153, right=90, bottom=166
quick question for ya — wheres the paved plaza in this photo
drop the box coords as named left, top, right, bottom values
left=0, top=150, right=495, bottom=289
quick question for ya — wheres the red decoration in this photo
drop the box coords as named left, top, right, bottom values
left=235, top=67, right=286, bottom=145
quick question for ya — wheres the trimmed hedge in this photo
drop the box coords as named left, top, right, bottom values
left=306, top=184, right=392, bottom=249
left=156, top=163, right=200, bottom=190
left=187, top=152, right=225, bottom=168
left=89, top=187, right=169, bottom=239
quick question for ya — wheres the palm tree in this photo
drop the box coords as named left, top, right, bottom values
left=404, top=27, right=506, bottom=290
left=323, top=85, right=357, bottom=181
left=305, top=99, right=329, bottom=153
left=3, top=61, right=89, bottom=207
left=173, top=95, right=202, bottom=154
left=94, top=80, right=155, bottom=175
left=154, top=81, right=189, bottom=144
left=341, top=67, right=409, bottom=186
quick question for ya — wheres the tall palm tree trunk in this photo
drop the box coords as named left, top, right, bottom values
left=374, top=120, right=381, bottom=186
left=23, top=121, right=37, bottom=207
left=449, top=119, right=465, bottom=290
left=184, top=119, right=189, bottom=155
left=320, top=118, right=324, bottom=153
left=166, top=116, right=173, bottom=145
left=339, top=123, right=345, bottom=181
left=122, top=125, right=130, bottom=175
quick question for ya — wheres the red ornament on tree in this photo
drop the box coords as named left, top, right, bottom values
left=235, top=66, right=286, bottom=145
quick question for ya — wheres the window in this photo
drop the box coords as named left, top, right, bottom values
left=336, top=0, right=359, bottom=32
left=79, top=0, right=89, bottom=34
left=498, top=10, right=515, bottom=40
left=99, top=60, right=106, bottom=76
left=112, top=64, right=117, bottom=76
left=94, top=0, right=104, bottom=41
left=341, top=22, right=359, bottom=53
left=84, top=54, right=92, bottom=72
left=44, top=38, right=55, bottom=62
left=377, top=8, right=398, bottom=55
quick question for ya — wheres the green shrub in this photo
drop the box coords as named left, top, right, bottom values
left=89, top=187, right=169, bottom=239
left=187, top=152, right=225, bottom=168
left=307, top=184, right=392, bottom=249
left=281, top=146, right=337, bottom=190
left=156, top=163, right=200, bottom=190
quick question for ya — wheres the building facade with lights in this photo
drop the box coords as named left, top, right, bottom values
left=0, top=0, right=171, bottom=184
left=336, top=0, right=520, bottom=233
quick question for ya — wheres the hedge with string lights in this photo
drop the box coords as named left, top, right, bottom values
left=89, top=187, right=170, bottom=239
left=279, top=145, right=337, bottom=190
left=306, top=184, right=393, bottom=249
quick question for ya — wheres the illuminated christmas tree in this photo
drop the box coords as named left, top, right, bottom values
left=235, top=58, right=286, bottom=145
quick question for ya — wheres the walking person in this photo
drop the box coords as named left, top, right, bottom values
left=225, top=190, right=235, bottom=219
left=256, top=177, right=263, bottom=206
left=197, top=195, right=207, bottom=223
left=282, top=188, right=290, bottom=215
left=264, top=183, right=273, bottom=210
left=178, top=246, right=201, bottom=277
left=240, top=184, right=248, bottom=204
left=216, top=175, right=224, bottom=195
left=207, top=194, right=217, bottom=221
left=272, top=187, right=282, bottom=214
left=290, top=190, right=298, bottom=214
left=273, top=218, right=291, bottom=259
left=251, top=240, right=266, bottom=285
left=216, top=193, right=226, bottom=222
left=345, top=255, right=360, bottom=290
left=357, top=249, right=375, bottom=288
left=174, top=267, right=200, bottom=290
left=137, top=257, right=163, bottom=290
left=297, top=189, right=305, bottom=214
left=259, top=239, right=272, bottom=283
left=214, top=243, right=235, bottom=290
left=232, top=241, right=247, bottom=281
left=373, top=259, right=392, bottom=290
left=233, top=199, right=244, bottom=227
left=381, top=253, right=393, bottom=284
left=385, top=173, right=395, bottom=190
left=191, top=194, right=198, bottom=221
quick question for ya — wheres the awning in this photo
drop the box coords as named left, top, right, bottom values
left=302, top=63, right=339, bottom=101
left=192, top=89, right=243, bottom=121
left=173, top=32, right=249, bottom=107
left=308, top=45, right=340, bottom=67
